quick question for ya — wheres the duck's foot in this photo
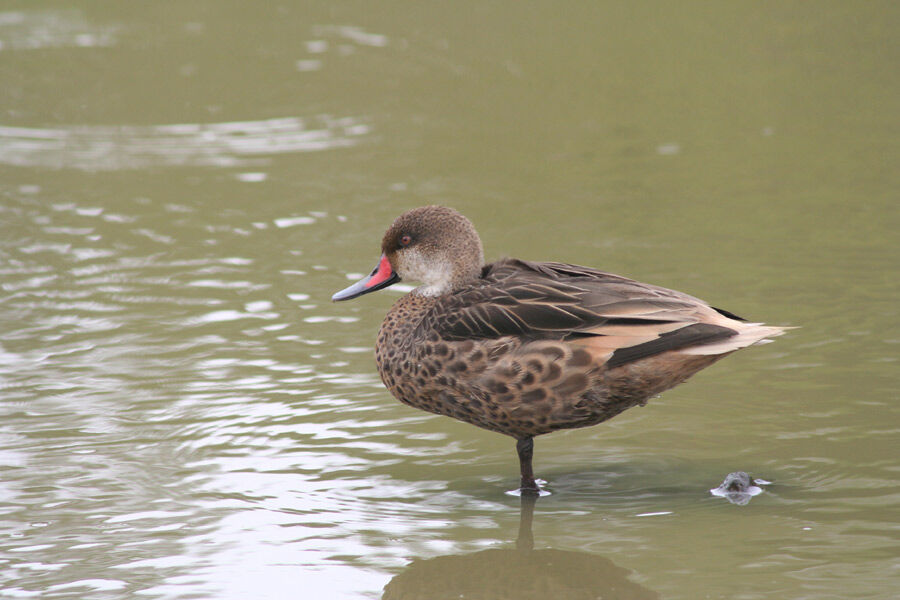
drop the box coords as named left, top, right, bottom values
left=505, top=479, right=551, bottom=497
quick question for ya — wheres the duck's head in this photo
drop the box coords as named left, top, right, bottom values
left=332, top=206, right=484, bottom=301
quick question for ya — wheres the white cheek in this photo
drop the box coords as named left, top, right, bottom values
left=401, top=249, right=453, bottom=295
left=399, top=249, right=428, bottom=281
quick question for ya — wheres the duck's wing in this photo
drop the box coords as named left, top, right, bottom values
left=431, top=259, right=784, bottom=367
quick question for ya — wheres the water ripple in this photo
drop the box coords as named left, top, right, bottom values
left=0, top=116, right=370, bottom=170
left=0, top=9, right=117, bottom=51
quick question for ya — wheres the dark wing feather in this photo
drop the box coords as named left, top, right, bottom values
left=429, top=258, right=739, bottom=365
left=605, top=323, right=736, bottom=368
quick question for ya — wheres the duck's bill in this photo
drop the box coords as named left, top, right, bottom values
left=332, top=254, right=400, bottom=301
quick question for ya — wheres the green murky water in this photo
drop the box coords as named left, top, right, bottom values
left=1, top=2, right=897, bottom=598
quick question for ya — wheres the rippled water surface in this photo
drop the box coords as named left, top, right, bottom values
left=1, top=3, right=898, bottom=599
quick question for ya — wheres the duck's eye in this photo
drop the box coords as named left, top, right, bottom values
left=399, top=234, right=412, bottom=247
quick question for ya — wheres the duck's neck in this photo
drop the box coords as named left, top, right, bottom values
left=377, top=293, right=437, bottom=345
left=413, top=283, right=448, bottom=297
left=375, top=293, right=438, bottom=377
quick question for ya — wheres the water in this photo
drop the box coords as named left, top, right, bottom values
left=1, top=2, right=898, bottom=598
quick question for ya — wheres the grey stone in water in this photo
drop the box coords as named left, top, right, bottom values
left=710, top=471, right=765, bottom=505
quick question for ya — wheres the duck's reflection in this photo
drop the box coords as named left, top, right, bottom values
left=383, top=494, right=658, bottom=599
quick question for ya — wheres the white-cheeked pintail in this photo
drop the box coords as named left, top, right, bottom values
left=333, top=206, right=788, bottom=494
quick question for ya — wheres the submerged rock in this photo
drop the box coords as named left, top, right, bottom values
left=710, top=471, right=767, bottom=505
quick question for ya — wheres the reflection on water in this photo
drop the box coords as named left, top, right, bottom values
left=384, top=495, right=659, bottom=599
left=0, top=9, right=117, bottom=51
left=314, top=25, right=390, bottom=48
left=0, top=188, right=394, bottom=597
left=0, top=117, right=370, bottom=170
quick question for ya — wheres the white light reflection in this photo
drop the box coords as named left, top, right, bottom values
left=0, top=117, right=370, bottom=170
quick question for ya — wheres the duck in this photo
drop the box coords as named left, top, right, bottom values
left=332, top=206, right=787, bottom=494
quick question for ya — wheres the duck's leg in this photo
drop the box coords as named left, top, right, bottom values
left=516, top=437, right=540, bottom=494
